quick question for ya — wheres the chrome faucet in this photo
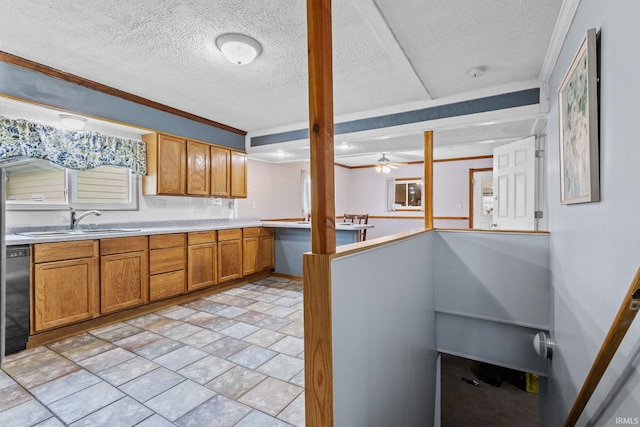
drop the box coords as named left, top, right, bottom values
left=70, top=207, right=102, bottom=230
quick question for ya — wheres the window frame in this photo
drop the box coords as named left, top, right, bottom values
left=387, top=177, right=424, bottom=212
left=4, top=161, right=139, bottom=211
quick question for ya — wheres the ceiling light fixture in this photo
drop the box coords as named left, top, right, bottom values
left=375, top=153, right=406, bottom=174
left=58, top=114, right=88, bottom=130
left=216, top=33, right=262, bottom=65
left=468, top=65, right=487, bottom=78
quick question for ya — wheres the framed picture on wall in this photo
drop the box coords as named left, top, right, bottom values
left=558, top=28, right=600, bottom=204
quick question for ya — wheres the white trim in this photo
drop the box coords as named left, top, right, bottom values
left=437, top=349, right=549, bottom=377
left=434, top=307, right=550, bottom=331
left=539, top=0, right=583, bottom=82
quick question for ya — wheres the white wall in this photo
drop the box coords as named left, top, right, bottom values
left=236, top=159, right=304, bottom=220
left=331, top=231, right=438, bottom=426
left=433, top=157, right=492, bottom=218
left=542, top=1, right=640, bottom=425
left=435, top=231, right=550, bottom=376
left=5, top=179, right=236, bottom=227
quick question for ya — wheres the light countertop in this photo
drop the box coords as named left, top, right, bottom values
left=5, top=218, right=263, bottom=245
left=261, top=221, right=374, bottom=230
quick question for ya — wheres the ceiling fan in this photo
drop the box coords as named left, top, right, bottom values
left=375, top=153, right=407, bottom=174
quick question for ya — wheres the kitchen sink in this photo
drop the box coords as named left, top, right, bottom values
left=17, top=229, right=140, bottom=237
left=75, top=228, right=140, bottom=233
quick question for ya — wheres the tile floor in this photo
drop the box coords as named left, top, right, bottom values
left=0, top=276, right=305, bottom=426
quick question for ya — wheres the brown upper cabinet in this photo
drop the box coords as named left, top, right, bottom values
left=187, top=140, right=211, bottom=196
left=143, top=132, right=247, bottom=198
left=211, top=146, right=231, bottom=197
left=231, top=151, right=247, bottom=198
left=143, top=133, right=186, bottom=195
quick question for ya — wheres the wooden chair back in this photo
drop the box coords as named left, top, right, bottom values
left=342, top=213, right=369, bottom=241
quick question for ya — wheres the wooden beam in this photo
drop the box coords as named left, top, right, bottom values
left=424, top=130, right=434, bottom=229
left=303, top=253, right=334, bottom=426
left=563, top=267, right=640, bottom=426
left=307, top=0, right=336, bottom=255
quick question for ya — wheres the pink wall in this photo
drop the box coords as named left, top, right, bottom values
left=236, top=159, right=304, bottom=219
left=238, top=157, right=492, bottom=237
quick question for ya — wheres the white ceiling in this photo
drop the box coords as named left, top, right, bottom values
left=0, top=0, right=567, bottom=165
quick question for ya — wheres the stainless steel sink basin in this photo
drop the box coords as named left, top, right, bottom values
left=17, top=229, right=140, bottom=237
left=16, top=230, right=72, bottom=237
left=75, top=228, right=140, bottom=233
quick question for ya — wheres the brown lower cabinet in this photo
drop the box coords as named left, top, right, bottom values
left=30, top=227, right=272, bottom=334
left=149, top=233, right=186, bottom=301
left=32, top=240, right=99, bottom=332
left=100, top=236, right=149, bottom=314
left=187, top=231, right=217, bottom=291
left=259, top=227, right=275, bottom=271
left=242, top=227, right=260, bottom=276
left=218, top=229, right=243, bottom=282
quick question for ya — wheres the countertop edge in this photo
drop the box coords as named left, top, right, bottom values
left=6, top=219, right=264, bottom=245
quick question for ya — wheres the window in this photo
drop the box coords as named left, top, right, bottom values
left=388, top=177, right=423, bottom=211
left=3, top=158, right=138, bottom=210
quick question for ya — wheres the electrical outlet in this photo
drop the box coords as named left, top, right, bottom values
left=456, top=203, right=463, bottom=210
left=251, top=202, right=257, bottom=209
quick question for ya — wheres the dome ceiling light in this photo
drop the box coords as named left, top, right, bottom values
left=58, top=114, right=88, bottom=130
left=216, top=33, right=262, bottom=65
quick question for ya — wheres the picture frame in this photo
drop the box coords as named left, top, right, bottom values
left=558, top=28, right=600, bottom=204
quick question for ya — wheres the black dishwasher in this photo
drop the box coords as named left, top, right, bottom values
left=5, top=245, right=30, bottom=355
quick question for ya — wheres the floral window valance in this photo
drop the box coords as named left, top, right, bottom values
left=0, top=116, right=146, bottom=175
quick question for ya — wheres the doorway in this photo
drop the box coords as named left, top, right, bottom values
left=469, top=168, right=493, bottom=229
left=440, top=353, right=539, bottom=426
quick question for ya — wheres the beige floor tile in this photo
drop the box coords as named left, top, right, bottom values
left=238, top=377, right=302, bottom=417
left=205, top=366, right=267, bottom=400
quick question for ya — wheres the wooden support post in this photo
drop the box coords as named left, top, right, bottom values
left=563, top=267, right=640, bottom=426
left=424, top=130, right=434, bottom=229
left=303, top=253, right=333, bottom=426
left=307, top=0, right=336, bottom=255
left=305, top=0, right=335, bottom=426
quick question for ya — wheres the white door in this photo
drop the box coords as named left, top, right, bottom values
left=492, top=136, right=536, bottom=230
left=472, top=170, right=494, bottom=229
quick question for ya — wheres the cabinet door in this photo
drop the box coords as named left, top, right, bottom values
left=259, top=235, right=275, bottom=271
left=33, top=258, right=99, bottom=332
left=188, top=243, right=217, bottom=291
left=187, top=140, right=210, bottom=196
left=230, top=151, right=247, bottom=198
left=157, top=134, right=186, bottom=195
left=242, top=236, right=259, bottom=276
left=101, top=250, right=149, bottom=314
left=211, top=146, right=230, bottom=197
left=218, top=239, right=242, bottom=282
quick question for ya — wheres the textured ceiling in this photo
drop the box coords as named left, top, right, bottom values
left=0, top=0, right=565, bottom=165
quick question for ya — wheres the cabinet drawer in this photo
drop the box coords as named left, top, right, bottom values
left=33, top=240, right=98, bottom=263
left=188, top=231, right=217, bottom=245
left=100, top=236, right=148, bottom=255
left=218, top=229, right=242, bottom=241
left=150, top=270, right=185, bottom=301
left=149, top=247, right=185, bottom=275
left=242, top=227, right=260, bottom=238
left=149, top=233, right=185, bottom=249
